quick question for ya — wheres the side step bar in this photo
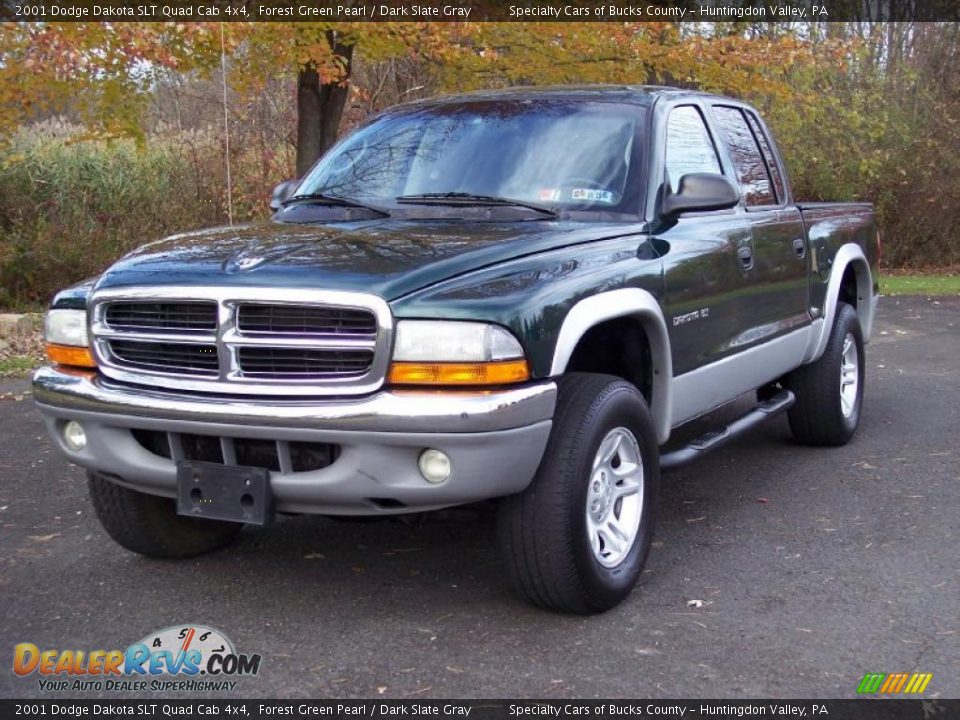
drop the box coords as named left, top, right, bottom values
left=660, top=390, right=795, bottom=471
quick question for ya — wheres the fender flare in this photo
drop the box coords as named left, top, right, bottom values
left=806, top=243, right=875, bottom=363
left=550, top=288, right=673, bottom=444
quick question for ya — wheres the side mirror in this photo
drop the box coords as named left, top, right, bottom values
left=661, top=173, right=740, bottom=217
left=270, top=179, right=298, bottom=212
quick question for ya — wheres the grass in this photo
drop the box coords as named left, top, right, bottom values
left=0, top=313, right=45, bottom=377
left=0, top=356, right=39, bottom=377
left=880, top=274, right=960, bottom=296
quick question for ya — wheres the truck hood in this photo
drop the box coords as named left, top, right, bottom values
left=95, top=219, right=647, bottom=300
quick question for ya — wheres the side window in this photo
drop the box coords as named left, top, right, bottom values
left=665, top=106, right=722, bottom=190
left=711, top=106, right=775, bottom=207
left=744, top=111, right=785, bottom=204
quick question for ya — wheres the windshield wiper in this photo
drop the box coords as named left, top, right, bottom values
left=282, top=192, right=390, bottom=217
left=396, top=192, right=558, bottom=218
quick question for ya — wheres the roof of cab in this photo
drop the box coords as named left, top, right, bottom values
left=393, top=85, right=737, bottom=110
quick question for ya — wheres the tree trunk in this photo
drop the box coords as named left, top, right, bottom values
left=294, top=33, right=354, bottom=178
left=295, top=67, right=322, bottom=178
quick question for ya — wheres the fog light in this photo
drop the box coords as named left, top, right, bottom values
left=63, top=421, right=87, bottom=451
left=418, top=449, right=451, bottom=484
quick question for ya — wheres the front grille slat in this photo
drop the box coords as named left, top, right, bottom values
left=105, top=302, right=217, bottom=334
left=108, top=340, right=219, bottom=375
left=237, top=347, right=373, bottom=378
left=237, top=304, right=376, bottom=338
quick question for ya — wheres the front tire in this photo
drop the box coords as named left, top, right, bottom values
left=785, top=302, right=865, bottom=446
left=497, top=373, right=659, bottom=614
left=88, top=472, right=242, bottom=558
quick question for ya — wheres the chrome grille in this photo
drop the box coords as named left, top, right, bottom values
left=237, top=304, right=376, bottom=338
left=105, top=302, right=217, bottom=334
left=89, top=287, right=392, bottom=396
left=237, top=347, right=374, bottom=378
left=108, top=340, right=219, bottom=375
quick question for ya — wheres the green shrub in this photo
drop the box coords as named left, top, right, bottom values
left=760, top=65, right=960, bottom=270
left=0, top=120, right=258, bottom=307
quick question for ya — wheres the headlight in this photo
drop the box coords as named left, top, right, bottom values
left=44, top=309, right=96, bottom=368
left=45, top=309, right=89, bottom=347
left=392, top=320, right=523, bottom=362
left=388, top=320, right=529, bottom=386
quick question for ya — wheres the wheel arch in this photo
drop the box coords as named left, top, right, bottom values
left=807, top=243, right=875, bottom=363
left=550, top=289, right=673, bottom=444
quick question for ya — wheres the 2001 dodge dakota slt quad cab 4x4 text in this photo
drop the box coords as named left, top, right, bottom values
left=35, top=86, right=879, bottom=613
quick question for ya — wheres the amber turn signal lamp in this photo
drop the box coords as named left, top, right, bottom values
left=388, top=359, right=530, bottom=386
left=46, top=343, right=97, bottom=369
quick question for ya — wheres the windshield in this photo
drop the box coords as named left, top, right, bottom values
left=297, top=100, right=645, bottom=216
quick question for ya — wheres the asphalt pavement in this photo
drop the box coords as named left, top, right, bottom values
left=1, top=296, right=957, bottom=699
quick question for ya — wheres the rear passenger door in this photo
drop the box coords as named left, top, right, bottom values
left=709, top=104, right=809, bottom=338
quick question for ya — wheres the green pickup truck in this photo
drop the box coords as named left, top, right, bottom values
left=34, top=86, right=879, bottom=613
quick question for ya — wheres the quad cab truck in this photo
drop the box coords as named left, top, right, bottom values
left=35, top=87, right=879, bottom=613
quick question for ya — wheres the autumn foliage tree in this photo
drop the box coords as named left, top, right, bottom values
left=0, top=22, right=225, bottom=140
left=0, top=21, right=841, bottom=172
left=224, top=23, right=467, bottom=176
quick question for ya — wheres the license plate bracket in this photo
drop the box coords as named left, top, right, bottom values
left=176, top=461, right=273, bottom=526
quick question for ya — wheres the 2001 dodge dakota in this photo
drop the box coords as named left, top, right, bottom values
left=34, top=86, right=879, bottom=613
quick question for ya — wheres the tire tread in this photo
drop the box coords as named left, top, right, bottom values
left=786, top=303, right=864, bottom=446
left=88, top=472, right=241, bottom=559
left=498, top=373, right=657, bottom=613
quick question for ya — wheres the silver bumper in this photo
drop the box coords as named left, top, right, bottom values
left=33, top=366, right=556, bottom=515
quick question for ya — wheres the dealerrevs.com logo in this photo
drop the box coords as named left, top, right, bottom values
left=13, top=624, right=262, bottom=693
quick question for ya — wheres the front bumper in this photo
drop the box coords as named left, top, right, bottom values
left=33, top=366, right=556, bottom=515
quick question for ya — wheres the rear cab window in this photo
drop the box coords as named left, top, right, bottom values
left=743, top=111, right=786, bottom=203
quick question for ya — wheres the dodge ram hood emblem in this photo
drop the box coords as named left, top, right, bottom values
left=225, top=242, right=310, bottom=273
left=235, top=256, right=266, bottom=270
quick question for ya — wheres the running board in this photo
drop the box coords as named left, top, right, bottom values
left=660, top=390, right=795, bottom=471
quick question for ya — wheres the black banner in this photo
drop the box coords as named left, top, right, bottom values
left=1, top=700, right=958, bottom=720
left=2, top=0, right=960, bottom=23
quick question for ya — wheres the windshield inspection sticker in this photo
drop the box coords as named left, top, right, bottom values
left=571, top=188, right=615, bottom=203
left=537, top=188, right=562, bottom=201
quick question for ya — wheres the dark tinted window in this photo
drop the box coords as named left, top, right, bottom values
left=745, top=111, right=785, bottom=203
left=712, top=106, right=775, bottom=206
left=665, top=106, right=722, bottom=188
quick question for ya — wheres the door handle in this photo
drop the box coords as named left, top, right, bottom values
left=737, top=246, right=754, bottom=270
left=792, top=237, right=806, bottom=258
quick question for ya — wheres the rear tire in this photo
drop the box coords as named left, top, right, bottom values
left=88, top=472, right=242, bottom=558
left=785, top=302, right=865, bottom=446
left=497, top=373, right=659, bottom=614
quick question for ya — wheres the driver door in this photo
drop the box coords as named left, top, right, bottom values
left=654, top=104, right=757, bottom=424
